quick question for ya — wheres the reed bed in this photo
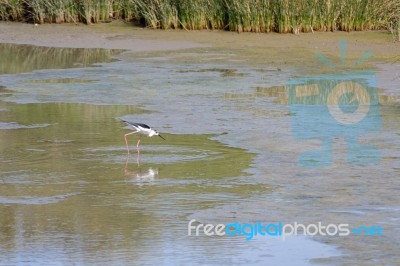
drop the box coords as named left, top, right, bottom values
left=0, top=0, right=24, bottom=21
left=0, top=0, right=398, bottom=35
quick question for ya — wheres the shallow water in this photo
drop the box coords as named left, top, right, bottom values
left=0, top=44, right=399, bottom=265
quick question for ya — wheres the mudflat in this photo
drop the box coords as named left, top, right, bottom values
left=0, top=21, right=398, bottom=67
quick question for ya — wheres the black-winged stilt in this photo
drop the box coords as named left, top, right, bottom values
left=121, top=120, right=165, bottom=155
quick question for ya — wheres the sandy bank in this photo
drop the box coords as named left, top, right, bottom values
left=0, top=21, right=397, bottom=58
left=0, top=21, right=399, bottom=94
left=0, top=21, right=206, bottom=51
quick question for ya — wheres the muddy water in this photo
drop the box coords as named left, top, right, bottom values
left=0, top=44, right=399, bottom=265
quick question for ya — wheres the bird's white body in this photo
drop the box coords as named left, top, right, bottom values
left=131, top=124, right=157, bottom=137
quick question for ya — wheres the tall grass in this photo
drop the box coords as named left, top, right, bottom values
left=24, top=0, right=79, bottom=24
left=132, top=0, right=178, bottom=29
left=0, top=0, right=24, bottom=21
left=178, top=0, right=225, bottom=30
left=380, top=0, right=400, bottom=41
left=0, top=0, right=399, bottom=35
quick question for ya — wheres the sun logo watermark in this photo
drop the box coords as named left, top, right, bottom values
left=287, top=40, right=381, bottom=168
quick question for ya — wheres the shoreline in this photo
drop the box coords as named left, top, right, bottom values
left=0, top=21, right=396, bottom=52
left=1, top=21, right=398, bottom=95
left=0, top=21, right=206, bottom=51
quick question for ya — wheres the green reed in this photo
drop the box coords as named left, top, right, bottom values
left=0, top=0, right=398, bottom=35
left=0, top=0, right=24, bottom=21
left=132, top=0, right=178, bottom=29
left=177, top=0, right=225, bottom=30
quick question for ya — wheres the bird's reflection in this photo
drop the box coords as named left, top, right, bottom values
left=124, top=153, right=158, bottom=184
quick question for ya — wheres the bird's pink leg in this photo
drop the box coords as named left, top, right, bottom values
left=136, top=137, right=141, bottom=150
left=136, top=151, right=141, bottom=166
left=124, top=154, right=130, bottom=173
left=124, top=130, right=138, bottom=155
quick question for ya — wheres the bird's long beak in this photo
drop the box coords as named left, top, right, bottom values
left=159, top=134, right=166, bottom=140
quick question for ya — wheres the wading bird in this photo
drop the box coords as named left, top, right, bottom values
left=121, top=120, right=165, bottom=155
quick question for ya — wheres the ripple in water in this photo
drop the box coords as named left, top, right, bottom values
left=0, top=122, right=51, bottom=130
left=0, top=193, right=79, bottom=205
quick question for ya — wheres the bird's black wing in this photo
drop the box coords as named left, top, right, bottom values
left=132, top=123, right=151, bottom=129
left=121, top=120, right=150, bottom=129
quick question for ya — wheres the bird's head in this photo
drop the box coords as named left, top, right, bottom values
left=150, top=129, right=166, bottom=140
left=149, top=130, right=157, bottom=137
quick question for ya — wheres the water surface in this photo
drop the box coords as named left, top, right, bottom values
left=1, top=43, right=399, bottom=265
